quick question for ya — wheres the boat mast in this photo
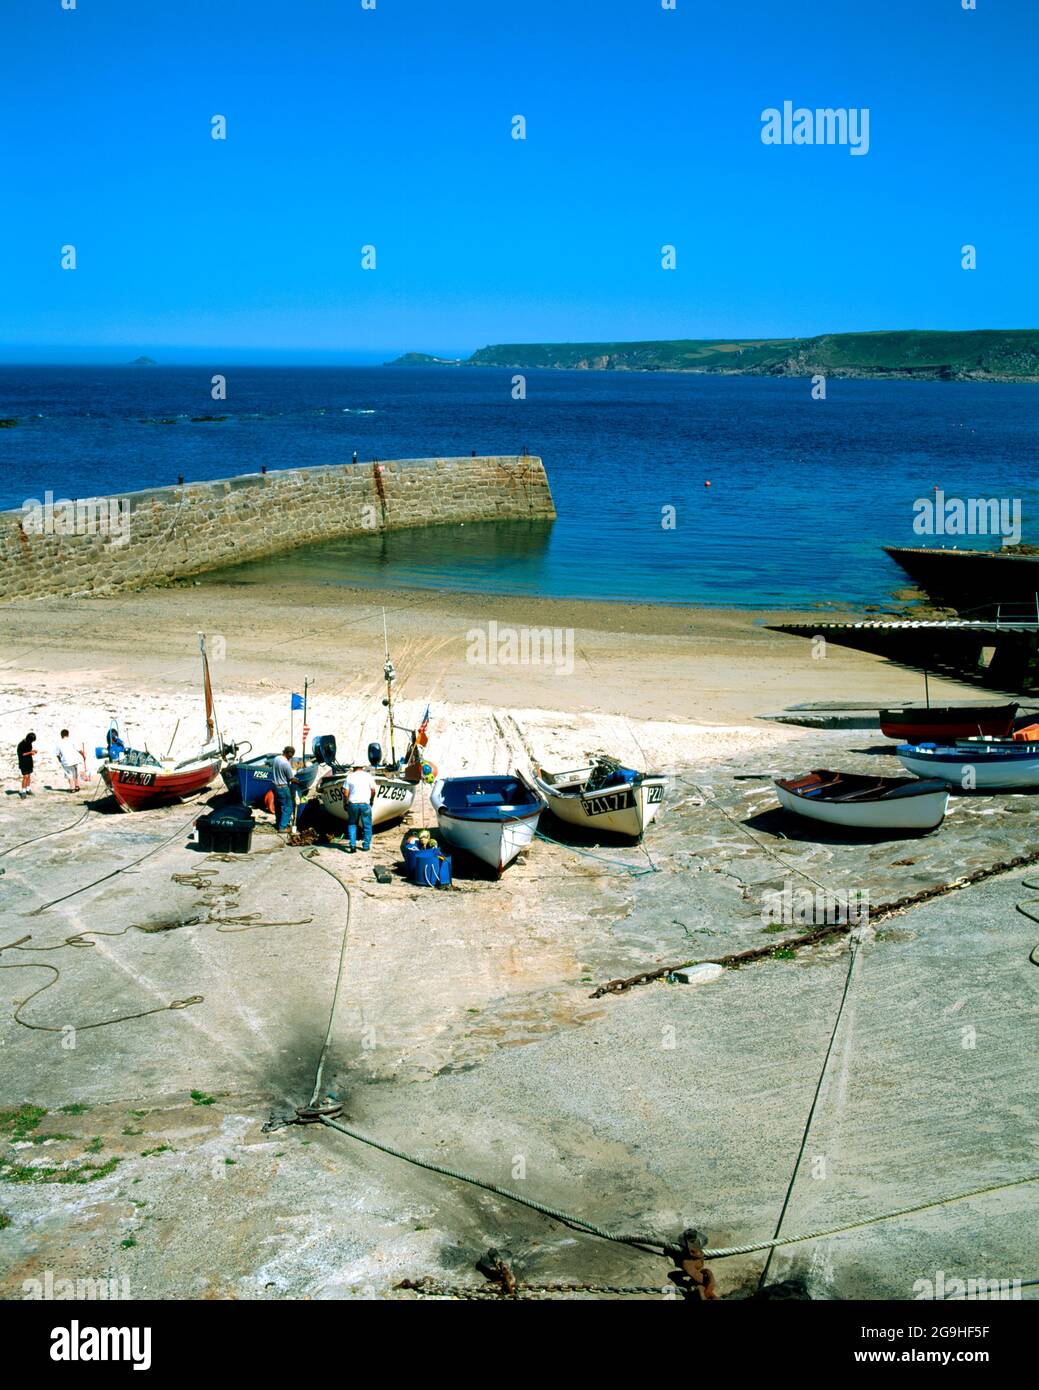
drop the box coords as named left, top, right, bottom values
left=199, top=632, right=220, bottom=748
left=382, top=607, right=397, bottom=765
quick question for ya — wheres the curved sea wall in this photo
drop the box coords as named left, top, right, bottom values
left=0, top=455, right=555, bottom=600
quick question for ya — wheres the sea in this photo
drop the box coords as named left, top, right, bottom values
left=2, top=364, right=1036, bottom=609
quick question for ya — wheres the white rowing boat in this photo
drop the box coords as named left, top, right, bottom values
left=774, top=769, right=950, bottom=832
left=430, top=774, right=545, bottom=875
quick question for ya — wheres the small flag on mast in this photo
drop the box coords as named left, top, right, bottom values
left=291, top=693, right=304, bottom=711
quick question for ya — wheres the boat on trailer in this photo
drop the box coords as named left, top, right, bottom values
left=896, top=739, right=1039, bottom=790
left=774, top=769, right=950, bottom=832
left=430, top=774, right=546, bottom=874
left=879, top=702, right=1018, bottom=744
left=530, top=757, right=666, bottom=839
left=100, top=635, right=233, bottom=812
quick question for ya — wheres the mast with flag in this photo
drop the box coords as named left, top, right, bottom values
left=290, top=690, right=304, bottom=748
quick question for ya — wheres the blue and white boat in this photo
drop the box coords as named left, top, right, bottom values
left=897, top=739, right=1039, bottom=790
left=223, top=739, right=333, bottom=806
left=430, top=774, right=546, bottom=875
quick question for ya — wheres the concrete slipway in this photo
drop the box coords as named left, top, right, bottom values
left=0, top=731, right=1037, bottom=1300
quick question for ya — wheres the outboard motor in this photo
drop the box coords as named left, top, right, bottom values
left=367, top=741, right=382, bottom=768
left=311, top=735, right=337, bottom=766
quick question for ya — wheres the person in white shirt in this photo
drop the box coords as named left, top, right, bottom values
left=55, top=729, right=81, bottom=792
left=344, top=766, right=377, bottom=851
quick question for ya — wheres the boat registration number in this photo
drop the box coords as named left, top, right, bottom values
left=379, top=783, right=409, bottom=802
left=119, top=770, right=156, bottom=787
left=584, top=789, right=635, bottom=816
left=647, top=784, right=664, bottom=803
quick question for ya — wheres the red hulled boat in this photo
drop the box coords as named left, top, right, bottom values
left=100, top=635, right=226, bottom=812
left=878, top=702, right=1018, bottom=744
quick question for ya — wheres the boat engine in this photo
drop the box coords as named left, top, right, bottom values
left=367, top=741, right=382, bottom=768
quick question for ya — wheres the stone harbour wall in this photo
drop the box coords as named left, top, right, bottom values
left=0, top=455, right=556, bottom=600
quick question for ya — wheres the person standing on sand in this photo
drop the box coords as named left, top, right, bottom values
left=55, top=729, right=82, bottom=793
left=270, top=746, right=298, bottom=832
left=344, top=765, right=377, bottom=852
left=16, top=732, right=37, bottom=798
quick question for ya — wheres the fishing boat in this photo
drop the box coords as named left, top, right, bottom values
left=896, top=740, right=1039, bottom=790
left=774, top=770, right=950, bottom=832
left=879, top=702, right=1018, bottom=743
left=99, top=635, right=232, bottom=812
left=530, top=757, right=666, bottom=839
left=224, top=744, right=332, bottom=807
left=430, top=774, right=546, bottom=874
left=315, top=626, right=434, bottom=832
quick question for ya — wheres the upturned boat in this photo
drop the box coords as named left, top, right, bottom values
left=896, top=739, right=1039, bottom=790
left=774, top=769, right=950, bottom=832
left=430, top=774, right=546, bottom=874
left=100, top=635, right=231, bottom=812
left=530, top=758, right=666, bottom=839
left=879, top=702, right=1018, bottom=743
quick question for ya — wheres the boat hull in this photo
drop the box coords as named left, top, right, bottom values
left=430, top=776, right=545, bottom=874
left=897, top=744, right=1039, bottom=790
left=101, top=756, right=222, bottom=812
left=879, top=703, right=1017, bottom=743
left=316, top=771, right=417, bottom=827
left=532, top=767, right=666, bottom=838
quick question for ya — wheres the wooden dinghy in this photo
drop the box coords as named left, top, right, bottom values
left=774, top=769, right=950, bottom=832
left=897, top=739, right=1039, bottom=790
left=430, top=774, right=546, bottom=875
left=530, top=758, right=666, bottom=839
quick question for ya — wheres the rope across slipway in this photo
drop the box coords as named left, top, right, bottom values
left=6, top=796, right=1036, bottom=1291
left=292, top=846, right=1039, bottom=1287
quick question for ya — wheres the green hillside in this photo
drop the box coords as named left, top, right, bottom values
left=392, top=330, right=1039, bottom=381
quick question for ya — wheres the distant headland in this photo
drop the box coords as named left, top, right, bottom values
left=388, top=330, right=1039, bottom=382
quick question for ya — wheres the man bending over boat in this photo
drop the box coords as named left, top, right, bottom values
left=271, top=746, right=299, bottom=832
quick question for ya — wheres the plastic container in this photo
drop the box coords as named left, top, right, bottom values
left=196, top=805, right=255, bottom=854
left=410, top=848, right=451, bottom=888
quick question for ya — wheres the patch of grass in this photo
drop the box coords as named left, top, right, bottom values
left=223, top=1158, right=236, bottom=1166
left=190, top=1090, right=215, bottom=1107
left=772, top=948, right=797, bottom=961
left=761, top=924, right=787, bottom=935
left=0, top=1211, right=10, bottom=1230
left=120, top=1237, right=137, bottom=1249
left=140, top=1146, right=173, bottom=1158
left=128, top=1110, right=148, bottom=1119
left=0, top=1155, right=121, bottom=1186
left=57, top=1103, right=91, bottom=1116
left=29, top=1133, right=74, bottom=1145
left=0, top=1105, right=46, bottom=1141
left=122, top=1127, right=143, bottom=1137
left=85, top=1137, right=104, bottom=1154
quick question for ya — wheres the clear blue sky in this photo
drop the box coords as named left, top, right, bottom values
left=2, top=0, right=1036, bottom=362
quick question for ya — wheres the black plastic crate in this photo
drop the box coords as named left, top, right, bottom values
left=197, top=805, right=255, bottom=854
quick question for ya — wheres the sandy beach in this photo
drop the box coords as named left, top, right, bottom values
left=2, top=581, right=1036, bottom=1301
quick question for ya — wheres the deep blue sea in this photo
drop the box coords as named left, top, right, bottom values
left=2, top=365, right=1036, bottom=608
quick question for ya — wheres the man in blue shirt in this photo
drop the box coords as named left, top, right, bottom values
left=271, top=746, right=297, bottom=832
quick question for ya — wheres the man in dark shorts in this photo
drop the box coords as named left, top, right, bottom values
left=17, top=732, right=37, bottom=798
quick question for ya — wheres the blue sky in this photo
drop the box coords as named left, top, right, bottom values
left=1, top=0, right=1036, bottom=362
